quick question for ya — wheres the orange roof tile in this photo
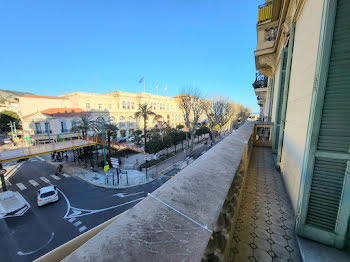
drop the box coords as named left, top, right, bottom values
left=22, top=108, right=88, bottom=118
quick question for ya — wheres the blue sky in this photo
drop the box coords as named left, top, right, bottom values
left=0, top=0, right=261, bottom=111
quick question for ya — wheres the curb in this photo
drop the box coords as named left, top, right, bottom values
left=72, top=172, right=160, bottom=190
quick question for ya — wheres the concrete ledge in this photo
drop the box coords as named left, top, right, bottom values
left=61, top=122, right=255, bottom=262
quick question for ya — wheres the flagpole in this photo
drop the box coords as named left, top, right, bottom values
left=144, top=79, right=146, bottom=93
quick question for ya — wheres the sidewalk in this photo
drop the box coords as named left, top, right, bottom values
left=76, top=169, right=151, bottom=189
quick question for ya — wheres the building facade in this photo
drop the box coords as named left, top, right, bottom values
left=18, top=91, right=185, bottom=139
left=253, top=0, right=350, bottom=249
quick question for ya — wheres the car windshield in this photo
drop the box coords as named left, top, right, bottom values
left=40, top=191, right=56, bottom=198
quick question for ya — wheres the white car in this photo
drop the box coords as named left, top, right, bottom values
left=37, top=185, right=59, bottom=207
left=127, top=137, right=135, bottom=142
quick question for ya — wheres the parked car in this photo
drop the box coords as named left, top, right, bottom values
left=127, top=136, right=135, bottom=142
left=37, top=185, right=59, bottom=207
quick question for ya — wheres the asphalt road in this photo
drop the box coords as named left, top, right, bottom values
left=0, top=158, right=170, bottom=262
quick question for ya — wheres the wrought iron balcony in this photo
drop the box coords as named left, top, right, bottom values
left=252, top=74, right=268, bottom=89
left=258, top=1, right=273, bottom=24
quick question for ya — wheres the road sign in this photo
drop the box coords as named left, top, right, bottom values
left=0, top=169, right=6, bottom=175
left=144, top=154, right=152, bottom=161
left=14, top=137, right=20, bottom=142
left=104, top=165, right=110, bottom=172
left=111, top=157, right=119, bottom=167
left=24, top=136, right=31, bottom=141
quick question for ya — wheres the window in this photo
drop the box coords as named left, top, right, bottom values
left=71, top=120, right=78, bottom=129
left=167, top=104, right=169, bottom=110
left=98, top=104, right=102, bottom=110
left=44, top=122, right=51, bottom=133
left=86, top=103, right=90, bottom=110
left=109, top=104, right=112, bottom=110
left=60, top=122, right=67, bottom=133
left=131, top=102, right=135, bottom=110
left=35, top=123, right=42, bottom=134
left=119, top=116, right=125, bottom=127
left=122, top=101, right=126, bottom=109
left=127, top=101, right=130, bottom=109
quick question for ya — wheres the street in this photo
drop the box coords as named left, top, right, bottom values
left=0, top=158, right=170, bottom=262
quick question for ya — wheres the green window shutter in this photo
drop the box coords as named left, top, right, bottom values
left=272, top=48, right=288, bottom=152
left=298, top=0, right=350, bottom=248
left=268, top=74, right=275, bottom=122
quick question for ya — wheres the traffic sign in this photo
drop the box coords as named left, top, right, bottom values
left=111, top=157, right=119, bottom=167
left=14, top=137, right=20, bottom=142
left=144, top=154, right=152, bottom=161
left=24, top=136, right=31, bottom=141
left=104, top=165, right=110, bottom=172
left=0, top=169, right=6, bottom=175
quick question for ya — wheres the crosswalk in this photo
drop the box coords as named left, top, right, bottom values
left=12, top=173, right=71, bottom=191
left=66, top=217, right=88, bottom=234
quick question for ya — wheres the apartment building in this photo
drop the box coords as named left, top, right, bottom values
left=254, top=0, right=350, bottom=250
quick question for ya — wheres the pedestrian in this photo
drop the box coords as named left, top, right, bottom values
left=65, top=153, right=68, bottom=162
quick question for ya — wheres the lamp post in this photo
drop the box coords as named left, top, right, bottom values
left=100, top=121, right=107, bottom=166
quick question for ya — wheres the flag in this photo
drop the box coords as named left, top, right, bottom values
left=155, top=84, right=158, bottom=91
left=164, top=84, right=168, bottom=91
left=139, top=77, right=144, bottom=83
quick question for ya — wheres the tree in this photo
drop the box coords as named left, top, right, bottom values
left=169, top=130, right=182, bottom=153
left=176, top=87, right=205, bottom=156
left=71, top=115, right=97, bottom=138
left=134, top=103, right=156, bottom=151
left=176, top=124, right=184, bottom=130
left=0, top=110, right=21, bottom=133
left=134, top=129, right=143, bottom=145
left=103, top=124, right=118, bottom=167
left=145, top=139, right=163, bottom=154
left=163, top=135, right=173, bottom=155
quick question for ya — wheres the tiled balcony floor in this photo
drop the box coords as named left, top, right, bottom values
left=232, top=147, right=303, bottom=262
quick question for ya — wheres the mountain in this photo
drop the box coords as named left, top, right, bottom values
left=0, top=89, right=32, bottom=103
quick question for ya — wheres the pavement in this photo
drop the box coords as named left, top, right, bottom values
left=231, top=147, right=302, bottom=262
left=0, top=157, right=170, bottom=262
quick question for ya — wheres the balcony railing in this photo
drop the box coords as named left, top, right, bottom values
left=258, top=1, right=272, bottom=24
left=252, top=74, right=268, bottom=89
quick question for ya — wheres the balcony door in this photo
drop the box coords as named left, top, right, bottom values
left=297, top=0, right=350, bottom=249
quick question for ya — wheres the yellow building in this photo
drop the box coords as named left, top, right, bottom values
left=18, top=91, right=185, bottom=138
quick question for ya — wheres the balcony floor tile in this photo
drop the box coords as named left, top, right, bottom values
left=232, top=147, right=302, bottom=262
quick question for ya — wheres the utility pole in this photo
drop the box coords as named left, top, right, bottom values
left=9, top=121, right=14, bottom=140
left=101, top=122, right=107, bottom=166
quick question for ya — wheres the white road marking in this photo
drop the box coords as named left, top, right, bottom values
left=30, top=159, right=38, bottom=162
left=35, top=156, right=45, bottom=161
left=16, top=183, right=27, bottom=191
left=5, top=181, right=11, bottom=186
left=62, top=173, right=70, bottom=177
left=40, top=177, right=50, bottom=183
left=50, top=175, right=61, bottom=180
left=73, top=221, right=82, bottom=227
left=17, top=232, right=54, bottom=256
left=28, top=180, right=39, bottom=186
left=78, top=226, right=87, bottom=233
left=113, top=191, right=144, bottom=198
left=68, top=218, right=76, bottom=223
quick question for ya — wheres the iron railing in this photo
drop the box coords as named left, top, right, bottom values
left=252, top=74, right=268, bottom=89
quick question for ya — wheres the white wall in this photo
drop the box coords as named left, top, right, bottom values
left=271, top=59, right=281, bottom=123
left=279, top=0, right=324, bottom=211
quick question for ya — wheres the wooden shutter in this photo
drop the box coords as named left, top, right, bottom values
left=272, top=49, right=288, bottom=152
left=299, top=0, right=350, bottom=248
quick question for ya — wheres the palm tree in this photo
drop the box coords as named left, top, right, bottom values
left=71, top=115, right=97, bottom=138
left=103, top=123, right=118, bottom=167
left=134, top=103, right=156, bottom=151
